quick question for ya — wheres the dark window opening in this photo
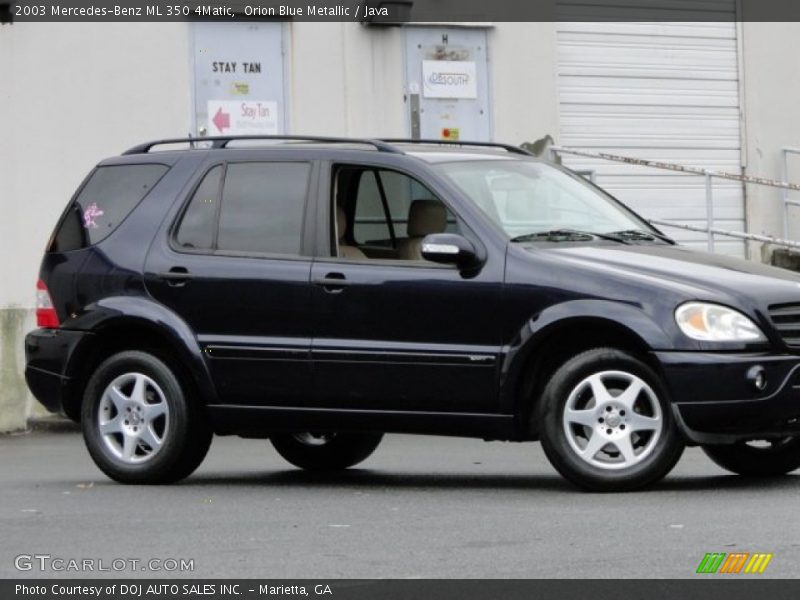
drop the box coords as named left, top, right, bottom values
left=332, top=165, right=459, bottom=261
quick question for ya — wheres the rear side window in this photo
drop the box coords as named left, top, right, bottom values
left=175, top=166, right=222, bottom=250
left=175, top=162, right=311, bottom=257
left=218, top=163, right=310, bottom=255
left=51, top=164, right=168, bottom=251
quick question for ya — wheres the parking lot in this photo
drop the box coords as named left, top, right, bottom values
left=1, top=431, right=798, bottom=579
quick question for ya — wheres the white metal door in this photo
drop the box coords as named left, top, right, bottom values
left=556, top=15, right=745, bottom=256
left=405, top=27, right=491, bottom=142
left=192, top=22, right=287, bottom=137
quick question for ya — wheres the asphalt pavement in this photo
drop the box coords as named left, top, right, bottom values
left=1, top=431, right=799, bottom=578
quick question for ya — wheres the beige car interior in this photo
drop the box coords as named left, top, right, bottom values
left=334, top=164, right=452, bottom=261
left=336, top=206, right=368, bottom=259
left=336, top=199, right=449, bottom=261
left=396, top=200, right=448, bottom=260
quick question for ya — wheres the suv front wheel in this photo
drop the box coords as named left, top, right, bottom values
left=270, top=432, right=383, bottom=471
left=82, top=350, right=212, bottom=484
left=538, top=348, right=684, bottom=492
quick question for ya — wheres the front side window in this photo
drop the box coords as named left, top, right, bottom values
left=333, top=166, right=459, bottom=261
left=351, top=169, right=457, bottom=244
left=175, top=162, right=310, bottom=256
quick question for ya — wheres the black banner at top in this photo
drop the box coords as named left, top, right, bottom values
left=5, top=0, right=800, bottom=23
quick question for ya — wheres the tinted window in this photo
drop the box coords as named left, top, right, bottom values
left=175, top=166, right=222, bottom=250
left=52, top=164, right=168, bottom=250
left=217, top=162, right=310, bottom=255
left=50, top=204, right=88, bottom=252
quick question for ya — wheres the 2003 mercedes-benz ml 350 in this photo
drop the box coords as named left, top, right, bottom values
left=24, top=136, right=800, bottom=491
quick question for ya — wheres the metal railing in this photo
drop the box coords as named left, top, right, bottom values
left=782, top=147, right=800, bottom=240
left=549, top=145, right=800, bottom=252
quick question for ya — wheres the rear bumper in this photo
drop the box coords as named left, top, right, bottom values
left=24, top=328, right=91, bottom=417
left=656, top=351, right=800, bottom=444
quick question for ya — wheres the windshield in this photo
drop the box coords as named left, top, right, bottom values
left=434, top=160, right=654, bottom=241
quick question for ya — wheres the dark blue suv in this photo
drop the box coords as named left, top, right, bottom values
left=24, top=136, right=800, bottom=491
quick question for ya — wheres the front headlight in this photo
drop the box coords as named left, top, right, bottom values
left=675, top=302, right=766, bottom=342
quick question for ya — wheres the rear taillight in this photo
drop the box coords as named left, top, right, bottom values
left=36, top=279, right=60, bottom=328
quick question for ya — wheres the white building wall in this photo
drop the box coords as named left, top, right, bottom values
left=287, top=22, right=560, bottom=143
left=0, top=23, right=192, bottom=309
left=490, top=22, right=560, bottom=145
left=289, top=22, right=408, bottom=137
left=740, top=22, right=800, bottom=258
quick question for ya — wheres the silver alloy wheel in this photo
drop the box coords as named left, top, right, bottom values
left=291, top=432, right=337, bottom=446
left=97, top=372, right=170, bottom=464
left=562, top=370, right=663, bottom=470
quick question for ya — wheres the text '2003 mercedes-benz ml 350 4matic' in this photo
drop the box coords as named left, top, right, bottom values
left=24, top=136, right=800, bottom=491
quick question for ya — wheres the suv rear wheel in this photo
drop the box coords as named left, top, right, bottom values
left=81, top=351, right=212, bottom=484
left=702, top=437, right=800, bottom=476
left=538, top=348, right=684, bottom=492
left=270, top=432, right=383, bottom=471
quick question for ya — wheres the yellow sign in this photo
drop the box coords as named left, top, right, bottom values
left=231, top=82, right=250, bottom=96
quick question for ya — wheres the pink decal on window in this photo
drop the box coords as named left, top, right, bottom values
left=83, top=203, right=104, bottom=229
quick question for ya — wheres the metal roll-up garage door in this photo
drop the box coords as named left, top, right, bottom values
left=556, top=8, right=745, bottom=256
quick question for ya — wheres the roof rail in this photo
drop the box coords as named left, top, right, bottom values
left=379, top=139, right=534, bottom=156
left=122, top=135, right=404, bottom=155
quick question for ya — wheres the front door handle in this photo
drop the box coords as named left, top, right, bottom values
left=313, top=272, right=350, bottom=293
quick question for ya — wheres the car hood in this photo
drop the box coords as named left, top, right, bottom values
left=534, top=243, right=800, bottom=306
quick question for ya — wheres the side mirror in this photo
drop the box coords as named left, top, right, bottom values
left=421, top=233, right=481, bottom=269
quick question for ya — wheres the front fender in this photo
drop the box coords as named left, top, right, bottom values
left=64, top=296, right=218, bottom=406
left=500, top=299, right=670, bottom=413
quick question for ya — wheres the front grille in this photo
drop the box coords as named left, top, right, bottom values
left=768, top=303, right=800, bottom=347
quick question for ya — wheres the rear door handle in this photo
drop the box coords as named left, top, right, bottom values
left=158, top=267, right=193, bottom=286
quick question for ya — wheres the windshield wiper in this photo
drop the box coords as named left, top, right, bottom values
left=510, top=229, right=631, bottom=244
left=605, top=229, right=675, bottom=244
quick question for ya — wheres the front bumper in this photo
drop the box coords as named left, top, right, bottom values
left=656, top=351, right=800, bottom=444
left=25, top=328, right=91, bottom=418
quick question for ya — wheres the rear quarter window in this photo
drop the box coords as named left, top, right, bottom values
left=50, top=164, right=168, bottom=251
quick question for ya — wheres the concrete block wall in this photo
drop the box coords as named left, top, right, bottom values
left=0, top=309, right=47, bottom=432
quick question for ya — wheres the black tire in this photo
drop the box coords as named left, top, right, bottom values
left=702, top=437, right=800, bottom=477
left=81, top=350, right=212, bottom=484
left=270, top=432, right=383, bottom=471
left=538, top=347, right=684, bottom=492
